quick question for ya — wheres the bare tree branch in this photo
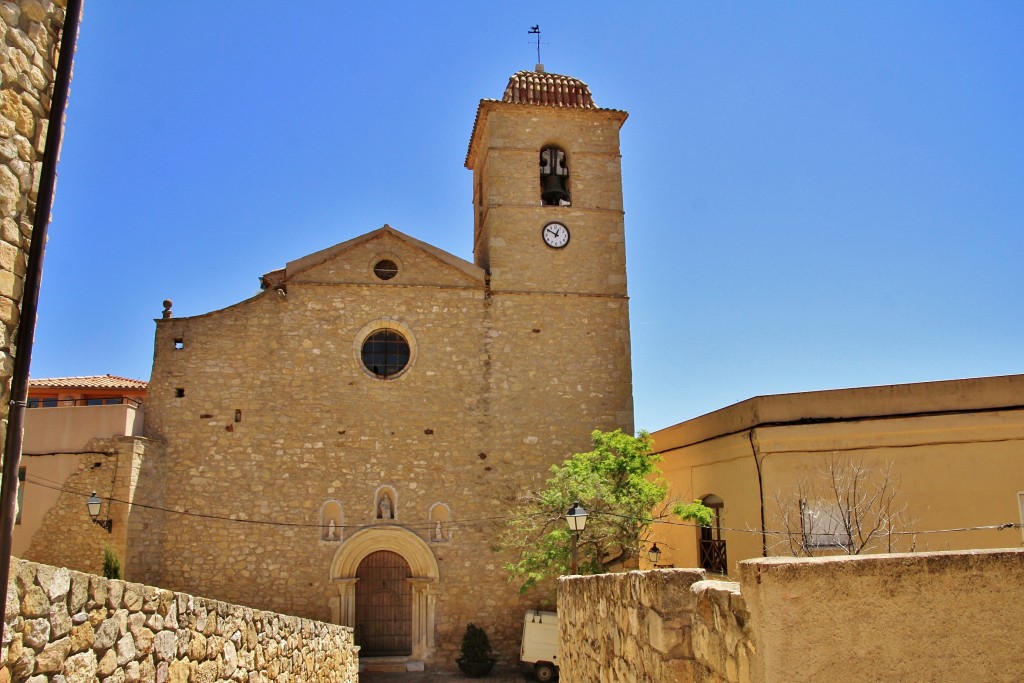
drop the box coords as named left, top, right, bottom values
left=770, top=453, right=917, bottom=557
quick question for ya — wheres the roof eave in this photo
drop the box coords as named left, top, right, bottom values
left=465, top=100, right=629, bottom=169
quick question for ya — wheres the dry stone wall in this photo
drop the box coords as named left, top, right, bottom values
left=690, top=581, right=750, bottom=683
left=557, top=569, right=712, bottom=682
left=1, top=558, right=358, bottom=682
left=0, top=0, right=67, bottom=446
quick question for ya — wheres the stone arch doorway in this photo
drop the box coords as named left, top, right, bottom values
left=330, top=525, right=440, bottom=662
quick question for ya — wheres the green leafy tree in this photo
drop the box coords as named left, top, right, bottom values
left=673, top=499, right=715, bottom=527
left=497, top=429, right=712, bottom=592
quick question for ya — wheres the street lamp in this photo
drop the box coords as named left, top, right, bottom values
left=648, top=542, right=662, bottom=566
left=86, top=492, right=112, bottom=532
left=565, top=501, right=588, bottom=574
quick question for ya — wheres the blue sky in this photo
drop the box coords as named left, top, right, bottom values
left=31, top=2, right=1024, bottom=431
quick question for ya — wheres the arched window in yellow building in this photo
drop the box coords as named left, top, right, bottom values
left=698, top=494, right=727, bottom=575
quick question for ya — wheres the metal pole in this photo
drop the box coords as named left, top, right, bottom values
left=0, top=0, right=84, bottom=628
left=570, top=531, right=578, bottom=574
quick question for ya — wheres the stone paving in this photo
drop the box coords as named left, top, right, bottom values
left=359, top=667, right=534, bottom=682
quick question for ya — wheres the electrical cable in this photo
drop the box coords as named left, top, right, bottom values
left=24, top=475, right=526, bottom=533
left=23, top=475, right=1023, bottom=538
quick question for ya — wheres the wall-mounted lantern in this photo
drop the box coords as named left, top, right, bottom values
left=86, top=492, right=112, bottom=532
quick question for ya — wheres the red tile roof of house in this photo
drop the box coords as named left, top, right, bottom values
left=28, top=374, right=148, bottom=390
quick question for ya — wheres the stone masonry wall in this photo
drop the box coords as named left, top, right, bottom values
left=689, top=581, right=750, bottom=683
left=136, top=224, right=635, bottom=667
left=557, top=569, right=711, bottom=683
left=1, top=558, right=358, bottom=682
left=0, top=0, right=68, bottom=446
left=559, top=548, right=1024, bottom=683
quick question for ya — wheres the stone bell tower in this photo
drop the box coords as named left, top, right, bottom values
left=467, top=68, right=635, bottom=455
left=465, top=69, right=630, bottom=297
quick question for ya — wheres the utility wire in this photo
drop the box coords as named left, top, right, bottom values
left=24, top=475, right=1022, bottom=539
left=557, top=507, right=1023, bottom=537
left=25, top=476, right=518, bottom=533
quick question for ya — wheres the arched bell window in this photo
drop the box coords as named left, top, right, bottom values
left=539, top=146, right=570, bottom=206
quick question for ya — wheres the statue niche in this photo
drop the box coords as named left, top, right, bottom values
left=375, top=486, right=397, bottom=521
left=321, top=500, right=343, bottom=542
left=428, top=502, right=452, bottom=542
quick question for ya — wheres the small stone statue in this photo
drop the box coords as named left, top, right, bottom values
left=327, top=519, right=336, bottom=541
left=435, top=520, right=443, bottom=541
left=378, top=495, right=392, bottom=519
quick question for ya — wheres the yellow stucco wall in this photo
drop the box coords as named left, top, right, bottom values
left=652, top=375, right=1024, bottom=574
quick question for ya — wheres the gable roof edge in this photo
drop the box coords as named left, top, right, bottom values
left=262, top=225, right=485, bottom=287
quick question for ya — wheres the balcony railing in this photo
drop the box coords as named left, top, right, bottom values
left=699, top=539, right=728, bottom=575
left=27, top=396, right=143, bottom=409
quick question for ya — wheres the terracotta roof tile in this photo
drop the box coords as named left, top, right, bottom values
left=466, top=69, right=627, bottom=169
left=29, top=374, right=148, bottom=390
left=501, top=70, right=596, bottom=109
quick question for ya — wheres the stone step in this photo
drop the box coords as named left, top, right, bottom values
left=360, top=659, right=426, bottom=673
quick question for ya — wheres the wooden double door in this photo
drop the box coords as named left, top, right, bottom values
left=355, top=550, right=412, bottom=656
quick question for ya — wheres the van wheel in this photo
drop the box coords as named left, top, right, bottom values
left=535, top=663, right=556, bottom=681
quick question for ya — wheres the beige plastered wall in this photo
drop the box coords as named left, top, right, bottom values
left=11, top=451, right=76, bottom=557
left=23, top=403, right=144, bottom=453
left=741, top=549, right=1024, bottom=682
left=558, top=548, right=1024, bottom=683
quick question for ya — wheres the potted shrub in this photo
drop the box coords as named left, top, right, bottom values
left=456, top=623, right=496, bottom=677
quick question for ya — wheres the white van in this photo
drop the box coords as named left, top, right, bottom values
left=520, top=610, right=559, bottom=681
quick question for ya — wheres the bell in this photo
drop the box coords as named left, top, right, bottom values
left=541, top=174, right=568, bottom=205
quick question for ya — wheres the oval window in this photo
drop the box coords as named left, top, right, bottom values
left=361, top=330, right=411, bottom=378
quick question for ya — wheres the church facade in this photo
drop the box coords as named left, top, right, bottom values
left=128, top=69, right=634, bottom=667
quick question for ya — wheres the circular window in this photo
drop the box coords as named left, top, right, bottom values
left=373, top=259, right=398, bottom=280
left=361, top=330, right=410, bottom=378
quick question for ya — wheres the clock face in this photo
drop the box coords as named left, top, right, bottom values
left=542, top=222, right=570, bottom=248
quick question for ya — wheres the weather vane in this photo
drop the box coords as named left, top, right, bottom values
left=528, top=25, right=546, bottom=66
